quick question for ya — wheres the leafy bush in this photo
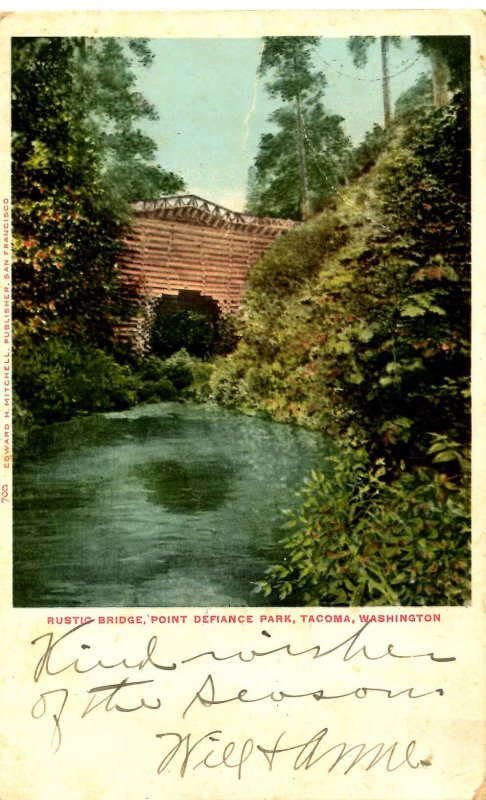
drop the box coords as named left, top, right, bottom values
left=347, top=123, right=389, bottom=179
left=136, top=350, right=214, bottom=401
left=12, top=390, right=35, bottom=453
left=14, top=335, right=141, bottom=424
left=210, top=350, right=255, bottom=409
left=137, top=377, right=177, bottom=403
left=135, top=354, right=168, bottom=382
left=14, top=337, right=218, bottom=448
left=184, top=360, right=214, bottom=401
left=394, top=73, right=434, bottom=121
left=151, top=309, right=216, bottom=359
left=158, top=349, right=194, bottom=391
left=247, top=212, right=349, bottom=299
left=214, top=313, right=240, bottom=355
left=257, top=448, right=470, bottom=606
left=147, top=292, right=239, bottom=361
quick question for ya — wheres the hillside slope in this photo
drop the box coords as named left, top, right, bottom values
left=212, top=95, right=470, bottom=606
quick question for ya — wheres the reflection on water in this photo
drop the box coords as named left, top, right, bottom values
left=138, top=459, right=234, bottom=512
left=13, top=402, right=331, bottom=607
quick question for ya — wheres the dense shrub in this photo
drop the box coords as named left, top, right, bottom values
left=214, top=313, right=240, bottom=355
left=184, top=360, right=214, bottom=401
left=151, top=309, right=216, bottom=359
left=12, top=390, right=35, bottom=454
left=13, top=335, right=218, bottom=452
left=246, top=212, right=349, bottom=299
left=137, top=349, right=214, bottom=402
left=331, top=95, right=470, bottom=466
left=14, top=335, right=141, bottom=424
left=148, top=291, right=239, bottom=360
left=257, top=445, right=470, bottom=606
left=157, top=349, right=194, bottom=390
left=137, top=377, right=177, bottom=403
left=346, top=123, right=389, bottom=180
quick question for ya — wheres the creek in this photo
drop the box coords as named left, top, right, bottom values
left=13, top=402, right=331, bottom=607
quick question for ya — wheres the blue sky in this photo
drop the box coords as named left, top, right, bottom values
left=131, top=37, right=430, bottom=211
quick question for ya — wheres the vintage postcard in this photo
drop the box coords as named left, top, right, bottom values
left=0, top=9, right=485, bottom=799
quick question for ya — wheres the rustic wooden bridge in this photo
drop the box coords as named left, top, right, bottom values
left=119, top=195, right=295, bottom=333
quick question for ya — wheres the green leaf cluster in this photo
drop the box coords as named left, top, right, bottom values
left=14, top=334, right=142, bottom=425
left=257, top=448, right=470, bottom=606
left=146, top=292, right=239, bottom=361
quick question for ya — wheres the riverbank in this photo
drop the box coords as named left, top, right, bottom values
left=13, top=341, right=214, bottom=457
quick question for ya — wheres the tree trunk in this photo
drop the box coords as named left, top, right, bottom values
left=381, top=36, right=392, bottom=128
left=295, top=91, right=310, bottom=220
left=429, top=48, right=452, bottom=109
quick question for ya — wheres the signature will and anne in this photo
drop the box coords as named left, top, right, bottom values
left=29, top=620, right=454, bottom=778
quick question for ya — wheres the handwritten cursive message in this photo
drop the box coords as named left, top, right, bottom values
left=29, top=620, right=455, bottom=780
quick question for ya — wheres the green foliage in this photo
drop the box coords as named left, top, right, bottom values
left=258, top=36, right=322, bottom=101
left=394, top=74, right=434, bottom=120
left=347, top=36, right=403, bottom=126
left=346, top=123, right=389, bottom=180
left=347, top=36, right=378, bottom=69
left=246, top=211, right=349, bottom=300
left=136, top=349, right=207, bottom=401
left=184, top=360, right=214, bottom=401
left=148, top=291, right=238, bottom=360
left=12, top=37, right=184, bottom=346
left=138, top=377, right=177, bottom=403
left=139, top=348, right=214, bottom=397
left=12, top=390, right=35, bottom=455
left=210, top=351, right=251, bottom=409
left=214, top=313, right=240, bottom=355
left=151, top=309, right=216, bottom=360
left=79, top=37, right=184, bottom=213
left=348, top=35, right=402, bottom=68
left=221, top=93, right=470, bottom=470
left=257, top=449, right=470, bottom=606
left=216, top=80, right=471, bottom=605
left=246, top=36, right=351, bottom=219
left=135, top=357, right=177, bottom=401
left=14, top=339, right=216, bottom=450
left=138, top=349, right=214, bottom=402
left=247, top=107, right=351, bottom=220
left=156, top=349, right=194, bottom=391
left=416, top=36, right=470, bottom=96
left=14, top=334, right=141, bottom=425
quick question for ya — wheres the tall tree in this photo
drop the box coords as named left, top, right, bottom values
left=247, top=37, right=351, bottom=220
left=415, top=36, right=469, bottom=109
left=12, top=37, right=184, bottom=345
left=348, top=36, right=402, bottom=127
left=262, top=37, right=318, bottom=219
left=349, top=36, right=469, bottom=120
left=73, top=38, right=184, bottom=213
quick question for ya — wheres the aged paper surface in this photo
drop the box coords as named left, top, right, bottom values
left=0, top=9, right=485, bottom=800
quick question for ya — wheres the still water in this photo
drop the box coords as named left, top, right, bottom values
left=13, top=402, right=331, bottom=607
